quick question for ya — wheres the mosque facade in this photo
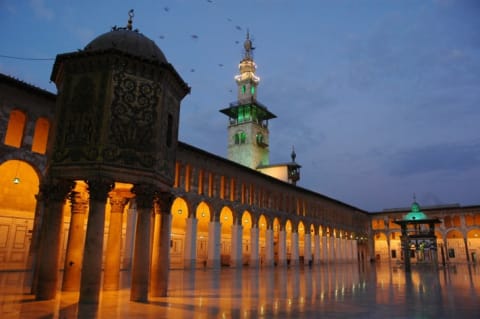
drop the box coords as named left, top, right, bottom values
left=0, top=17, right=478, bottom=304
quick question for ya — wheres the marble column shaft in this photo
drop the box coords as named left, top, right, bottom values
left=150, top=195, right=172, bottom=298
left=277, top=230, right=286, bottom=267
left=231, top=223, right=243, bottom=268
left=290, top=232, right=299, bottom=266
left=314, top=234, right=321, bottom=265
left=304, top=234, right=312, bottom=264
left=35, top=180, right=73, bottom=300
left=183, top=217, right=198, bottom=269
left=122, top=204, right=137, bottom=269
left=130, top=185, right=156, bottom=302
left=264, top=228, right=274, bottom=267
left=62, top=191, right=88, bottom=291
left=103, top=193, right=129, bottom=291
left=249, top=226, right=259, bottom=268
left=322, top=236, right=328, bottom=262
left=79, top=179, right=112, bottom=304
left=329, top=237, right=336, bottom=262
left=207, top=221, right=221, bottom=268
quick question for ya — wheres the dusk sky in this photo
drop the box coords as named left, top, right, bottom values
left=1, top=0, right=479, bottom=212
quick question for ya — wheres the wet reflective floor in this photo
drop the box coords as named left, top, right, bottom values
left=1, top=263, right=479, bottom=318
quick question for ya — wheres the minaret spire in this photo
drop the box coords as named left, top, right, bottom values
left=243, top=30, right=254, bottom=60
left=220, top=30, right=276, bottom=169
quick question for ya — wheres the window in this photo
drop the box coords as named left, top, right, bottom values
left=242, top=85, right=246, bottom=94
left=234, top=131, right=246, bottom=144
left=391, top=250, right=397, bottom=259
left=250, top=86, right=255, bottom=95
left=448, top=248, right=455, bottom=258
left=256, top=133, right=264, bottom=145
left=31, top=117, right=50, bottom=154
left=4, top=110, right=26, bottom=148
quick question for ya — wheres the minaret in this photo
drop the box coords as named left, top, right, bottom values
left=287, top=147, right=301, bottom=185
left=220, top=32, right=276, bottom=169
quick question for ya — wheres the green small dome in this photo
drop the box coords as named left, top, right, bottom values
left=404, top=201, right=427, bottom=220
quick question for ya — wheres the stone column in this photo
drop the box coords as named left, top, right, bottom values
left=30, top=188, right=46, bottom=294
left=349, top=240, right=355, bottom=262
left=231, top=222, right=243, bottom=268
left=339, top=237, right=343, bottom=262
left=264, top=227, right=274, bottom=267
left=183, top=216, right=198, bottom=269
left=130, top=184, right=156, bottom=302
left=290, top=232, right=299, bottom=266
left=150, top=193, right=173, bottom=297
left=353, top=240, right=358, bottom=263
left=103, top=192, right=129, bottom=290
left=329, top=237, right=336, bottom=262
left=277, top=228, right=287, bottom=267
left=27, top=189, right=46, bottom=273
left=122, top=203, right=137, bottom=269
left=314, top=233, right=321, bottom=265
left=62, top=190, right=88, bottom=291
left=304, top=233, right=312, bottom=266
left=35, top=179, right=74, bottom=300
left=249, top=226, right=259, bottom=268
left=207, top=220, right=221, bottom=268
left=322, top=236, right=328, bottom=263
left=79, top=178, right=113, bottom=304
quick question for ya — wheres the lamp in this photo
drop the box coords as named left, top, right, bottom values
left=12, top=161, right=21, bottom=184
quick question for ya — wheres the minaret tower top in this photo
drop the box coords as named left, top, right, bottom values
left=220, top=31, right=276, bottom=169
left=235, top=31, right=260, bottom=103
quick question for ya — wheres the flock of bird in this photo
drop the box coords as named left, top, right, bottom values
left=156, top=0, right=252, bottom=75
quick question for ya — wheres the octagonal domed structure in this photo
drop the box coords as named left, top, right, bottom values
left=84, top=28, right=167, bottom=64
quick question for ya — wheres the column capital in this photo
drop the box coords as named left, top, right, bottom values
left=155, top=192, right=174, bottom=214
left=42, top=179, right=75, bottom=203
left=132, top=183, right=156, bottom=210
left=69, top=191, right=89, bottom=214
left=87, top=178, right=114, bottom=201
left=109, top=192, right=129, bottom=214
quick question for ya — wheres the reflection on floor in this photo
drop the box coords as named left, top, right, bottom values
left=1, top=263, right=479, bottom=318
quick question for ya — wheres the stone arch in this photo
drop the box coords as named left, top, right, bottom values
left=0, top=159, right=40, bottom=270
left=374, top=232, right=388, bottom=262
left=241, top=210, right=252, bottom=265
left=0, top=159, right=40, bottom=215
left=318, top=224, right=325, bottom=236
left=195, top=201, right=211, bottom=265
left=258, top=214, right=268, bottom=263
left=298, top=220, right=306, bottom=261
left=219, top=206, right=234, bottom=266
left=285, top=219, right=293, bottom=261
left=170, top=197, right=189, bottom=268
left=389, top=230, right=402, bottom=262
left=467, top=228, right=480, bottom=263
left=446, top=229, right=465, bottom=262
left=273, top=217, right=281, bottom=264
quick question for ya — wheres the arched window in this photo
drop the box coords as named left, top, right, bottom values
left=31, top=117, right=50, bottom=154
left=256, top=133, right=263, bottom=144
left=234, top=131, right=247, bottom=144
left=4, top=110, right=26, bottom=148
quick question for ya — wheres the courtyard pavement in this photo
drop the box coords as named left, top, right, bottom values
left=1, top=263, right=479, bottom=318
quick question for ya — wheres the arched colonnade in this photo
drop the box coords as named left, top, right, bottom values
left=169, top=194, right=360, bottom=269
left=373, top=227, right=480, bottom=264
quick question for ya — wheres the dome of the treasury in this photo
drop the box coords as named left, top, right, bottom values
left=84, top=27, right=167, bottom=64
